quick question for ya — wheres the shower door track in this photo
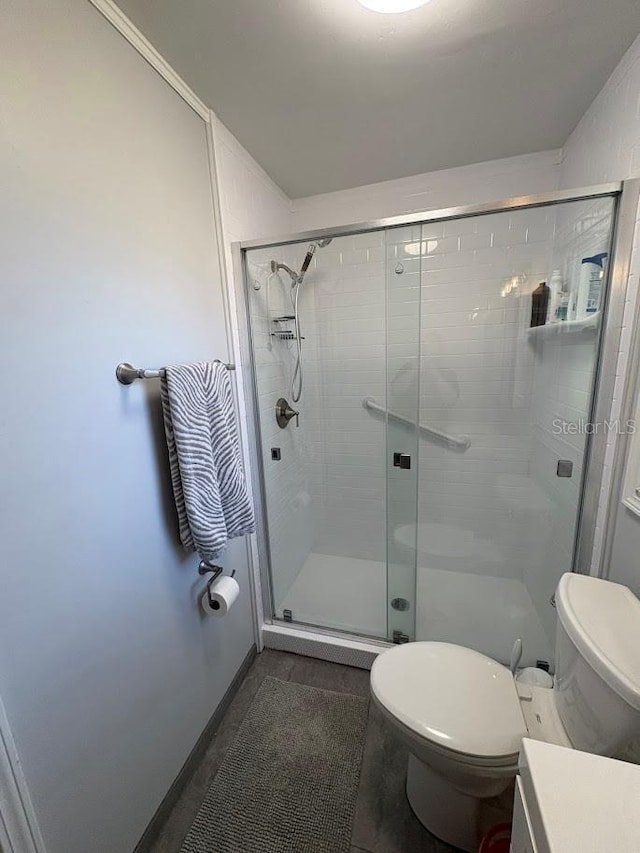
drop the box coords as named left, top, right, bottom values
left=232, top=179, right=640, bottom=670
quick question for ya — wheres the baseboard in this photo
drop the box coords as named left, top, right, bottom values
left=134, top=644, right=257, bottom=853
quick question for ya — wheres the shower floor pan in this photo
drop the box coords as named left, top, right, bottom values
left=277, top=552, right=552, bottom=666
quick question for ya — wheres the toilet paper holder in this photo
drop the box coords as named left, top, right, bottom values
left=199, top=561, right=236, bottom=610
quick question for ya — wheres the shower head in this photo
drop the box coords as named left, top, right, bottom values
left=270, top=238, right=334, bottom=288
left=298, top=244, right=317, bottom=283
left=276, top=236, right=333, bottom=405
left=296, top=238, right=333, bottom=284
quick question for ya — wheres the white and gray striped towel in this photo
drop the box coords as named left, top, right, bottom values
left=160, top=361, right=255, bottom=562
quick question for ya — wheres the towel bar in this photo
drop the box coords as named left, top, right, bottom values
left=116, top=360, right=235, bottom=385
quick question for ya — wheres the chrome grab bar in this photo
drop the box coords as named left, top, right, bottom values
left=362, top=397, right=471, bottom=451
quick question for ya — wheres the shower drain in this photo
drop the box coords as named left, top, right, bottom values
left=391, top=597, right=410, bottom=611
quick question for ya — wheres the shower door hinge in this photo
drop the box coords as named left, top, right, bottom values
left=392, top=630, right=410, bottom=644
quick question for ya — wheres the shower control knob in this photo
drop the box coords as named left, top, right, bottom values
left=276, top=398, right=299, bottom=429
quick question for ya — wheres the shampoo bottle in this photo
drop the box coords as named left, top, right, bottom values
left=530, top=281, right=550, bottom=327
left=575, top=253, right=608, bottom=319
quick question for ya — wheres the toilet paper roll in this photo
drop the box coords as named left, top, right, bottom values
left=201, top=575, right=240, bottom=617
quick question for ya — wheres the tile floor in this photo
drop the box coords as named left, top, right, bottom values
left=149, top=648, right=458, bottom=853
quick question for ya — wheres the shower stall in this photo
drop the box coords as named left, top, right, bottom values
left=233, top=182, right=638, bottom=669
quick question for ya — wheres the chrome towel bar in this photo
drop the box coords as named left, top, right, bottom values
left=116, top=360, right=235, bottom=385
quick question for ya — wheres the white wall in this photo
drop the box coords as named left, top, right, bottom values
left=0, top=3, right=254, bottom=852
left=292, top=150, right=561, bottom=232
left=557, top=33, right=640, bottom=589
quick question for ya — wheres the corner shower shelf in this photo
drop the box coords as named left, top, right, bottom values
left=527, top=313, right=600, bottom=339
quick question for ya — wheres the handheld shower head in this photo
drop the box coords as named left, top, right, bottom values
left=296, top=238, right=333, bottom=285
left=270, top=238, right=333, bottom=287
left=269, top=235, right=333, bottom=404
left=297, top=244, right=317, bottom=283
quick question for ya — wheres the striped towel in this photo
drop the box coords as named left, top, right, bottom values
left=160, top=361, right=255, bottom=562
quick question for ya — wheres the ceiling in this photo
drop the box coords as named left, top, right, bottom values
left=114, top=0, right=640, bottom=198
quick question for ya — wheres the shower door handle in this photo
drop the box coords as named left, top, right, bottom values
left=393, top=452, right=411, bottom=470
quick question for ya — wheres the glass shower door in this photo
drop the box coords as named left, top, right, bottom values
left=384, top=226, right=421, bottom=643
left=413, top=197, right=616, bottom=667
left=243, top=190, right=617, bottom=659
left=245, top=233, right=391, bottom=640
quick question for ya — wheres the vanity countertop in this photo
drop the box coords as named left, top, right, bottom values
left=518, top=738, right=640, bottom=853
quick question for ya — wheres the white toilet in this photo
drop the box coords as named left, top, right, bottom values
left=370, top=572, right=640, bottom=852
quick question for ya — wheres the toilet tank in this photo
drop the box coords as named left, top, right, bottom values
left=554, top=573, right=640, bottom=755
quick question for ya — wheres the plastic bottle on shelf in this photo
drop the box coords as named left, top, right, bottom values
left=575, top=252, right=608, bottom=319
left=557, top=290, right=570, bottom=321
left=547, top=269, right=564, bottom=322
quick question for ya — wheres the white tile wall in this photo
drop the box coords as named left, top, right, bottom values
left=414, top=209, right=552, bottom=593
left=557, top=34, right=640, bottom=580
left=292, top=150, right=561, bottom=232
left=288, top=212, right=552, bottom=582
left=308, top=231, right=388, bottom=563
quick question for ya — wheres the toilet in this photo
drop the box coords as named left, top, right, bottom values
left=370, top=572, right=640, bottom=852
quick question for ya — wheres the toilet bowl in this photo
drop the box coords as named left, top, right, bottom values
left=370, top=573, right=640, bottom=852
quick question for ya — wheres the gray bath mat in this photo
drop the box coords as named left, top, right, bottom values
left=180, top=676, right=369, bottom=853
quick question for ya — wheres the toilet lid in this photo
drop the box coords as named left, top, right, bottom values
left=371, top=641, right=526, bottom=760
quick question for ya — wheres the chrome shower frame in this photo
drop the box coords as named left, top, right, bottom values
left=231, top=180, right=639, bottom=669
